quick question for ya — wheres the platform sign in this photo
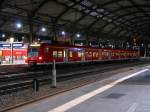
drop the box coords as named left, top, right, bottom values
left=13, top=43, right=23, bottom=47
left=0, top=43, right=10, bottom=47
left=0, top=43, right=23, bottom=48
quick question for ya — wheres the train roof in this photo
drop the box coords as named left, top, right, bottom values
left=33, top=43, right=137, bottom=52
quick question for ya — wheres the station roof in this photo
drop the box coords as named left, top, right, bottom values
left=0, top=0, right=150, bottom=40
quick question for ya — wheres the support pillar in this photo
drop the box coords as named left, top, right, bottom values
left=28, top=14, right=34, bottom=44
left=52, top=18, right=57, bottom=43
left=71, top=33, right=74, bottom=45
left=86, top=32, right=89, bottom=46
left=52, top=60, right=57, bottom=88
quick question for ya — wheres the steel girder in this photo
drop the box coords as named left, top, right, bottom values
left=0, top=0, right=5, bottom=8
left=1, top=0, right=150, bottom=41
left=73, top=4, right=96, bottom=24
left=107, top=5, right=150, bottom=15
left=32, top=0, right=51, bottom=16
left=99, top=11, right=150, bottom=34
left=56, top=0, right=84, bottom=21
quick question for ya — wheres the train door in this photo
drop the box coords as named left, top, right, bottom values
left=43, top=46, right=51, bottom=63
left=108, top=50, right=111, bottom=60
left=63, top=49, right=68, bottom=63
left=101, top=49, right=109, bottom=60
left=78, top=49, right=85, bottom=62
left=81, top=49, right=85, bottom=62
left=99, top=49, right=102, bottom=60
left=92, top=50, right=99, bottom=61
left=85, top=49, right=92, bottom=61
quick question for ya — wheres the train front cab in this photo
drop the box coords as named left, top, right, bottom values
left=26, top=44, right=41, bottom=66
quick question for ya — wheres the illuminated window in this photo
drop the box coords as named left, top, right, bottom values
left=86, top=51, right=91, bottom=57
left=106, top=52, right=109, bottom=56
left=96, top=52, right=99, bottom=57
left=115, top=53, right=119, bottom=56
left=102, top=52, right=104, bottom=56
left=112, top=53, right=115, bottom=56
left=93, top=52, right=98, bottom=57
left=53, top=51, right=57, bottom=58
left=124, top=53, right=126, bottom=56
left=93, top=52, right=95, bottom=57
left=78, top=52, right=84, bottom=58
left=89, top=52, right=92, bottom=55
left=63, top=51, right=66, bottom=58
left=69, top=51, right=73, bottom=57
left=58, top=51, right=63, bottom=58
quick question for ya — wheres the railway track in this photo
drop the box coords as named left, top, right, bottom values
left=0, top=60, right=142, bottom=75
left=0, top=61, right=149, bottom=95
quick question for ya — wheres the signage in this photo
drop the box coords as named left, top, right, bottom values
left=0, top=43, right=23, bottom=48
left=2, top=44, right=10, bottom=47
left=13, top=43, right=23, bottom=47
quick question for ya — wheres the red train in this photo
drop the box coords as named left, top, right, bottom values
left=25, top=43, right=139, bottom=66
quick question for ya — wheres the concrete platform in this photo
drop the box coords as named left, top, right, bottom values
left=7, top=65, right=150, bottom=112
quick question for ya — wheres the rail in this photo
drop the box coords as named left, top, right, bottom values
left=0, top=61, right=149, bottom=95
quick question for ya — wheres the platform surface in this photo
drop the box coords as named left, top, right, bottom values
left=7, top=65, right=150, bottom=112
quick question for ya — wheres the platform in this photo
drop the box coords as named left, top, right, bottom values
left=7, top=65, right=150, bottom=112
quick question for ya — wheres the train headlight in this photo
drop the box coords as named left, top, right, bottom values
left=38, top=56, right=42, bottom=60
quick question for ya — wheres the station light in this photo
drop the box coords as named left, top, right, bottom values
left=38, top=38, right=40, bottom=41
left=2, top=34, right=5, bottom=38
left=76, top=33, right=80, bottom=38
left=10, top=37, right=14, bottom=43
left=16, top=23, right=22, bottom=28
left=41, top=27, right=46, bottom=32
left=61, top=31, right=65, bottom=35
left=22, top=36, right=25, bottom=39
left=30, top=43, right=41, bottom=47
left=141, top=43, right=144, bottom=47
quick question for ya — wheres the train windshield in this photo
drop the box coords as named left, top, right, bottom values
left=28, top=47, right=39, bottom=57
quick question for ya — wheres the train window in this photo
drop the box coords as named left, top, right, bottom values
left=96, top=52, right=99, bottom=57
left=53, top=51, right=57, bottom=58
left=63, top=51, right=66, bottom=58
left=115, top=53, right=119, bottom=56
left=58, top=51, right=63, bottom=58
left=69, top=51, right=73, bottom=57
left=124, top=53, right=126, bottom=56
left=102, top=52, right=104, bottom=56
left=28, top=47, right=39, bottom=57
left=112, top=52, right=114, bottom=56
left=128, top=53, right=130, bottom=56
left=106, top=52, right=109, bottom=56
left=93, top=52, right=98, bottom=57
left=78, top=52, right=82, bottom=57
left=85, top=52, right=88, bottom=55
left=121, top=53, right=122, bottom=56
left=89, top=52, right=92, bottom=55
left=93, top=52, right=95, bottom=57
left=121, top=53, right=124, bottom=56
left=85, top=51, right=91, bottom=58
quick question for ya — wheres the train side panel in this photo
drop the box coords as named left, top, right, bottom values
left=26, top=43, right=140, bottom=65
